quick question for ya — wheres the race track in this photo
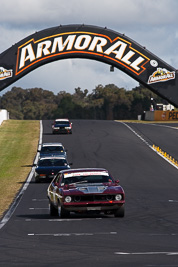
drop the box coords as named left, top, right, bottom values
left=1, top=120, right=178, bottom=267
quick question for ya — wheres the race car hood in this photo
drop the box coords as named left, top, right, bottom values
left=63, top=183, right=124, bottom=195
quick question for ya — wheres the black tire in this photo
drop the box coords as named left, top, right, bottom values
left=114, top=205, right=125, bottom=218
left=35, top=177, right=40, bottom=183
left=58, top=204, right=70, bottom=218
left=49, top=201, right=58, bottom=216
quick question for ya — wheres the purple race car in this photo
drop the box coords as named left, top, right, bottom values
left=47, top=168, right=125, bottom=218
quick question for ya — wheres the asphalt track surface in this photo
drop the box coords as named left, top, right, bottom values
left=1, top=120, right=178, bottom=267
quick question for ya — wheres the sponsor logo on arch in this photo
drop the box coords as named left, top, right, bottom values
left=148, top=67, right=175, bottom=84
left=0, top=67, right=13, bottom=80
left=15, top=32, right=150, bottom=76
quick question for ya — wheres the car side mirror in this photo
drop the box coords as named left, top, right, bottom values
left=115, top=179, right=120, bottom=184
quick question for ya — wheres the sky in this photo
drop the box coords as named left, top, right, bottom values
left=0, top=0, right=178, bottom=96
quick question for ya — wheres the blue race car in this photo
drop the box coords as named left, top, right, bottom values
left=39, top=143, right=67, bottom=158
left=35, top=156, right=71, bottom=183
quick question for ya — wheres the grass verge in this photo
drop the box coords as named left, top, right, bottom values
left=0, top=120, right=40, bottom=218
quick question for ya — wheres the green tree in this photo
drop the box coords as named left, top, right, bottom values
left=0, top=84, right=168, bottom=120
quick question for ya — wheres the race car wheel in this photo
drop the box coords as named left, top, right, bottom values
left=49, top=201, right=58, bottom=216
left=58, top=204, right=70, bottom=218
left=35, top=177, right=40, bottom=183
left=114, top=205, right=125, bottom=218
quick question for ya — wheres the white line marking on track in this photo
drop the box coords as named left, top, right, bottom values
left=149, top=233, right=178, bottom=236
left=0, top=121, right=43, bottom=230
left=147, top=265, right=178, bottom=267
left=118, top=121, right=178, bottom=170
left=118, top=121, right=152, bottom=147
left=115, top=251, right=178, bottom=256
left=25, top=218, right=102, bottom=222
left=29, top=208, right=49, bottom=210
left=169, top=199, right=178, bottom=203
left=145, top=123, right=178, bottom=130
left=28, top=231, right=117, bottom=237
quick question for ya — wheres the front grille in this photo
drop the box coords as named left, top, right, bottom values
left=73, top=194, right=119, bottom=202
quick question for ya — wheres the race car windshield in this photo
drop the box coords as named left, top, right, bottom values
left=38, top=159, right=67, bottom=166
left=64, top=175, right=113, bottom=184
left=55, top=121, right=69, bottom=125
left=41, top=146, right=63, bottom=153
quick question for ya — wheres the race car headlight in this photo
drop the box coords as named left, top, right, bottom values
left=64, top=196, right=72, bottom=203
left=65, top=127, right=71, bottom=129
left=115, top=194, right=122, bottom=201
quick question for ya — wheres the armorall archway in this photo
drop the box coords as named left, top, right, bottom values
left=0, top=24, right=178, bottom=106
